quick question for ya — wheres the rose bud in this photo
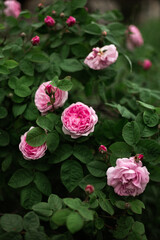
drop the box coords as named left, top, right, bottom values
left=66, top=16, right=76, bottom=27
left=38, top=3, right=43, bottom=9
left=135, top=154, right=144, bottom=162
left=142, top=59, right=152, bottom=70
left=44, top=16, right=55, bottom=27
left=20, top=32, right=26, bottom=39
left=102, top=31, right=107, bottom=36
left=31, top=36, right=40, bottom=46
left=52, top=10, right=56, bottom=15
left=85, top=185, right=95, bottom=194
left=45, top=84, right=53, bottom=96
left=60, top=12, right=65, bottom=18
left=99, top=145, right=107, bottom=153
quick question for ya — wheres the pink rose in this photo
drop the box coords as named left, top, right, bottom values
left=106, top=156, right=149, bottom=196
left=44, top=16, right=55, bottom=27
left=4, top=0, right=21, bottom=18
left=31, top=36, right=40, bottom=46
left=19, top=127, right=47, bottom=160
left=126, top=25, right=144, bottom=51
left=35, top=81, right=68, bottom=115
left=66, top=16, right=76, bottom=27
left=84, top=44, right=118, bottom=70
left=61, top=102, right=98, bottom=139
left=142, top=59, right=152, bottom=70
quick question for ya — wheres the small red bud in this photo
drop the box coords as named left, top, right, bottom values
left=135, top=154, right=144, bottom=162
left=142, top=59, right=152, bottom=70
left=38, top=3, right=43, bottom=9
left=31, top=36, right=40, bottom=46
left=66, top=16, right=76, bottom=27
left=44, top=16, right=55, bottom=27
left=99, top=145, right=107, bottom=154
left=85, top=185, right=94, bottom=194
left=52, top=10, right=56, bottom=15
left=102, top=31, right=107, bottom=36
left=45, top=84, right=54, bottom=96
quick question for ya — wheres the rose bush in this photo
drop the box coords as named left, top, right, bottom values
left=0, top=0, right=160, bottom=239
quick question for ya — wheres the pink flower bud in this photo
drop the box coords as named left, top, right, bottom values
left=52, top=10, right=56, bottom=15
left=38, top=3, right=43, bottom=9
left=102, top=31, right=107, bottom=36
left=142, top=59, right=152, bottom=70
left=84, top=7, right=88, bottom=12
left=85, top=185, right=95, bottom=194
left=31, top=36, right=40, bottom=46
left=66, top=16, right=76, bottom=27
left=137, top=154, right=144, bottom=161
left=99, top=145, right=107, bottom=153
left=45, top=84, right=53, bottom=96
left=44, top=16, right=55, bottom=27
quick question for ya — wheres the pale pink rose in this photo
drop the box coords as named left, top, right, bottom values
left=4, top=0, right=21, bottom=18
left=84, top=44, right=118, bottom=70
left=106, top=156, right=149, bottom=196
left=19, top=127, right=47, bottom=160
left=61, top=102, right=98, bottom=139
left=34, top=81, right=68, bottom=115
left=126, top=25, right=144, bottom=51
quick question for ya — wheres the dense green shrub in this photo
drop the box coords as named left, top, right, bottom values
left=0, top=0, right=160, bottom=239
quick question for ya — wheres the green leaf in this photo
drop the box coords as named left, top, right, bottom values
left=99, top=198, right=114, bottom=216
left=36, top=116, right=53, bottom=131
left=0, top=106, right=8, bottom=119
left=32, top=202, right=52, bottom=217
left=95, top=217, right=104, bottom=230
left=19, top=59, right=34, bottom=76
left=63, top=198, right=82, bottom=210
left=18, top=76, right=34, bottom=87
left=115, top=201, right=126, bottom=209
left=21, top=185, right=42, bottom=209
left=25, top=230, right=47, bottom=240
left=60, top=59, right=83, bottom=72
left=87, top=161, right=107, bottom=177
left=61, top=160, right=83, bottom=192
left=0, top=232, right=22, bottom=240
left=12, top=103, right=27, bottom=118
left=73, top=144, right=93, bottom=163
left=24, top=103, right=39, bottom=121
left=79, top=175, right=106, bottom=190
left=57, top=78, right=73, bottom=91
left=34, top=172, right=52, bottom=196
left=23, top=212, right=40, bottom=231
left=20, top=10, right=31, bottom=18
left=48, top=194, right=62, bottom=211
left=150, top=167, right=160, bottom=182
left=46, top=131, right=59, bottom=153
left=137, top=101, right=155, bottom=110
left=0, top=64, right=9, bottom=74
left=109, top=142, right=132, bottom=158
left=8, top=169, right=34, bottom=188
left=26, top=127, right=47, bottom=147
left=5, top=60, right=18, bottom=69
left=66, top=212, right=84, bottom=234
left=1, top=214, right=23, bottom=232
left=1, top=154, right=12, bottom=172
left=30, top=53, right=49, bottom=63
left=71, top=0, right=87, bottom=10
left=130, top=200, right=145, bottom=214
left=122, top=121, right=140, bottom=146
left=51, top=209, right=71, bottom=226
left=143, top=111, right=159, bottom=127
left=132, top=221, right=145, bottom=235
left=49, top=144, right=72, bottom=164
left=107, top=22, right=125, bottom=37
left=0, top=129, right=9, bottom=146
left=78, top=207, right=94, bottom=221
left=84, top=23, right=102, bottom=35
left=14, top=85, right=31, bottom=97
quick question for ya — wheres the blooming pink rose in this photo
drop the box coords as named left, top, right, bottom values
left=84, top=44, right=118, bottom=70
left=126, top=25, right=144, bottom=51
left=85, top=185, right=95, bottom=194
left=35, top=81, right=68, bottom=115
left=99, top=145, right=107, bottom=153
left=4, top=0, right=21, bottom=18
left=31, top=36, right=40, bottom=46
left=106, top=156, right=149, bottom=196
left=44, top=16, right=55, bottom=27
left=61, top=102, right=98, bottom=139
left=66, top=16, right=76, bottom=27
left=19, top=127, right=47, bottom=160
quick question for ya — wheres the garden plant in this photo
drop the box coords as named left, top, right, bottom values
left=0, top=0, right=160, bottom=239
